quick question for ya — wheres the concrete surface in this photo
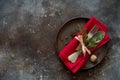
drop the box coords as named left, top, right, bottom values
left=0, top=0, right=120, bottom=80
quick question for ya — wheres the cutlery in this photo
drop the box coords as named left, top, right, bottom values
left=87, top=24, right=99, bottom=40
left=68, top=24, right=100, bottom=63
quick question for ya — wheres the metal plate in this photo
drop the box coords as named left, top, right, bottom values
left=56, top=17, right=108, bottom=70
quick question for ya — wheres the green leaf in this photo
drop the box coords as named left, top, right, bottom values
left=89, top=31, right=105, bottom=44
left=77, top=24, right=82, bottom=31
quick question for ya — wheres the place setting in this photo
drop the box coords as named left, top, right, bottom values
left=56, top=16, right=110, bottom=73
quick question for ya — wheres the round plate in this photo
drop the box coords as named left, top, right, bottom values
left=56, top=17, right=109, bottom=70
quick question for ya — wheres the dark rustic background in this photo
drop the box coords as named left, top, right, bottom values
left=0, top=0, right=120, bottom=80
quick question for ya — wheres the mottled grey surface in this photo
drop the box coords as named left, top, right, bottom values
left=0, top=0, right=120, bottom=80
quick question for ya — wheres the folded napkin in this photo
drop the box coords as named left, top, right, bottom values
left=59, top=16, right=110, bottom=73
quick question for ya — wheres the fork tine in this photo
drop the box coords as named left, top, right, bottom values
left=87, top=24, right=100, bottom=40
left=91, top=26, right=98, bottom=33
left=91, top=24, right=99, bottom=34
left=89, top=25, right=97, bottom=33
left=94, top=25, right=99, bottom=33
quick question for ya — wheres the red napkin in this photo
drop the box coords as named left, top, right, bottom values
left=59, top=16, right=110, bottom=73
